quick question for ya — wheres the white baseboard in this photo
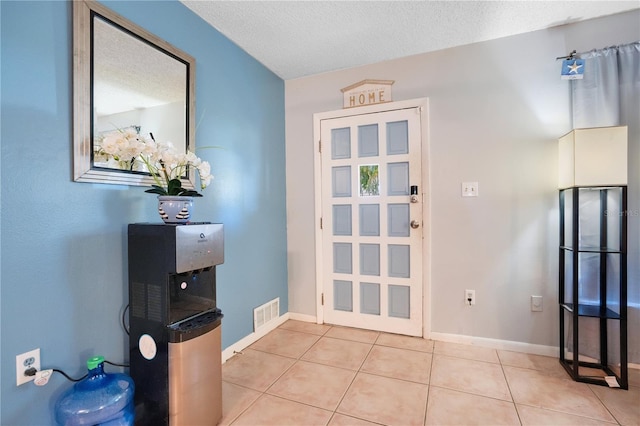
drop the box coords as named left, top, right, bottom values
left=221, top=312, right=290, bottom=363
left=418, top=332, right=560, bottom=357
left=222, top=312, right=639, bottom=369
left=275, top=314, right=557, bottom=357
left=287, top=312, right=317, bottom=323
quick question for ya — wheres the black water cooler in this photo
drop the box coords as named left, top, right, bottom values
left=128, top=223, right=224, bottom=425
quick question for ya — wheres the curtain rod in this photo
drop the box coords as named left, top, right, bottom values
left=556, top=50, right=577, bottom=61
left=556, top=41, right=639, bottom=60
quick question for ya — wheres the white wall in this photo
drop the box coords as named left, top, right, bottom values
left=96, top=109, right=142, bottom=133
left=97, top=101, right=185, bottom=148
left=285, top=10, right=640, bottom=354
left=139, top=101, right=186, bottom=149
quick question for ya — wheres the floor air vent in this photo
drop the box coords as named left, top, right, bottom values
left=253, top=298, right=280, bottom=331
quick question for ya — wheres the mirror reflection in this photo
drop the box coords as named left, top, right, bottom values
left=73, top=0, right=195, bottom=188
left=93, top=16, right=188, bottom=172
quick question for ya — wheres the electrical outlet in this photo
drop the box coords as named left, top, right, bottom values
left=462, top=182, right=479, bottom=197
left=465, top=289, right=476, bottom=305
left=16, top=348, right=40, bottom=386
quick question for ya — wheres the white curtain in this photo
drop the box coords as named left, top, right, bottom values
left=571, top=41, right=640, bottom=365
left=572, top=42, right=640, bottom=129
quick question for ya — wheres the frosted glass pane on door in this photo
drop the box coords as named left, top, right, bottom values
left=334, top=280, right=353, bottom=312
left=333, top=205, right=352, bottom=236
left=331, top=127, right=351, bottom=159
left=360, top=282, right=380, bottom=315
left=388, top=244, right=410, bottom=278
left=360, top=243, right=380, bottom=276
left=359, top=204, right=380, bottom=236
left=388, top=204, right=410, bottom=237
left=332, top=166, right=351, bottom=197
left=389, top=285, right=410, bottom=318
left=333, top=243, right=352, bottom=274
left=358, top=124, right=379, bottom=157
left=387, top=162, right=409, bottom=196
left=387, top=120, right=408, bottom=155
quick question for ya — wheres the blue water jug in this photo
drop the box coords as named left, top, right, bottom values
left=54, top=356, right=135, bottom=425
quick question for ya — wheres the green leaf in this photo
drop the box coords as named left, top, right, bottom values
left=166, top=179, right=183, bottom=195
left=144, top=178, right=202, bottom=197
left=144, top=185, right=168, bottom=195
left=177, top=189, right=203, bottom=197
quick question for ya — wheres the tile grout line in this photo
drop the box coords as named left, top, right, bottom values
left=496, top=350, right=524, bottom=426
left=326, top=331, right=380, bottom=424
left=228, top=325, right=335, bottom=424
left=240, top=326, right=632, bottom=425
left=224, top=351, right=300, bottom=425
left=253, top=324, right=388, bottom=425
left=427, top=347, right=524, bottom=411
left=423, top=346, right=436, bottom=426
left=223, top=382, right=258, bottom=426
left=261, top=325, right=333, bottom=395
left=229, top=323, right=637, bottom=426
left=285, top=325, right=384, bottom=425
left=281, top=325, right=335, bottom=424
left=512, top=402, right=622, bottom=426
left=584, top=383, right=624, bottom=425
left=498, top=353, right=624, bottom=425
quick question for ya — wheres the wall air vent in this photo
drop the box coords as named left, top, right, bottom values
left=253, top=298, right=280, bottom=331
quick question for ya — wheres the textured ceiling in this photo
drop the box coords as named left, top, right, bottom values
left=94, top=16, right=186, bottom=116
left=181, top=0, right=639, bottom=80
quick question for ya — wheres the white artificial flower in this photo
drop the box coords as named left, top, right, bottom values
left=198, top=161, right=213, bottom=189
left=99, top=134, right=120, bottom=156
left=185, top=151, right=200, bottom=165
left=161, top=149, right=180, bottom=167
left=95, top=128, right=213, bottom=196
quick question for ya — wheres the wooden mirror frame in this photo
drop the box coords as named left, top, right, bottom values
left=73, top=0, right=196, bottom=188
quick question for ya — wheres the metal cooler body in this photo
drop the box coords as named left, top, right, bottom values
left=128, top=223, right=224, bottom=425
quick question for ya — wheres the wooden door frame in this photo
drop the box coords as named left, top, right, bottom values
left=313, top=98, right=431, bottom=338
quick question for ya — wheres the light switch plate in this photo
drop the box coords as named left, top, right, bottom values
left=531, top=295, right=543, bottom=312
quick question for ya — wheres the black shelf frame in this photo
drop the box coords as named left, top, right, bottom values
left=558, top=186, right=628, bottom=389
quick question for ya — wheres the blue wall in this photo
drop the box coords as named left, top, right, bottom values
left=0, top=1, right=287, bottom=424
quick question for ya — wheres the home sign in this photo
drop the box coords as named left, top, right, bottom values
left=341, top=79, right=394, bottom=108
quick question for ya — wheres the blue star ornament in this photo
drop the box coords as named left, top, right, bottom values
left=561, top=59, right=585, bottom=80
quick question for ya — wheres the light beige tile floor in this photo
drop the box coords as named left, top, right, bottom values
left=221, top=320, right=640, bottom=426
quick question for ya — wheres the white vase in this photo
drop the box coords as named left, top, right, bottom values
left=157, top=196, right=193, bottom=224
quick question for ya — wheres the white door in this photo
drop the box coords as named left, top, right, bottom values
left=318, top=105, right=425, bottom=336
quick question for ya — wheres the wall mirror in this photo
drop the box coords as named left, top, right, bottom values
left=73, top=0, right=196, bottom=188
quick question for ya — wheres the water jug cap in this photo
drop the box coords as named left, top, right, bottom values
left=87, top=356, right=105, bottom=370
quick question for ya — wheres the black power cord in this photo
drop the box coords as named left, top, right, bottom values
left=52, top=369, right=86, bottom=383
left=24, top=367, right=85, bottom=382
left=25, top=360, right=130, bottom=382
left=104, top=360, right=129, bottom=369
left=25, top=307, right=131, bottom=383
left=122, top=304, right=130, bottom=336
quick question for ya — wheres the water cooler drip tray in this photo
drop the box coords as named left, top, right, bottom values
left=168, top=308, right=223, bottom=343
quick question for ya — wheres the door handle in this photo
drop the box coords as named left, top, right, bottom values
left=410, top=220, right=420, bottom=229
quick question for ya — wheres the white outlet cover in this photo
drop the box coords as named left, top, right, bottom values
left=465, top=289, right=476, bottom=305
left=462, top=182, right=479, bottom=197
left=16, top=348, right=40, bottom=386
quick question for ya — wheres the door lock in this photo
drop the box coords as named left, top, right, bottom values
left=410, top=185, right=419, bottom=203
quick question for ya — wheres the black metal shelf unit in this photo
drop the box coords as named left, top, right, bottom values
left=559, top=186, right=628, bottom=389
